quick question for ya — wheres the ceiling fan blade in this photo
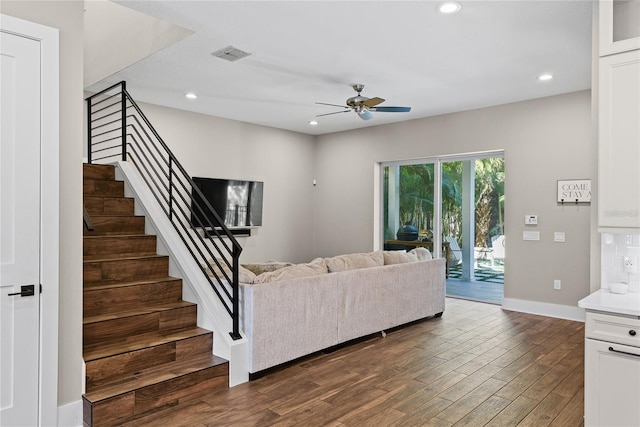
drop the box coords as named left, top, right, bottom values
left=316, top=110, right=350, bottom=117
left=362, top=97, right=385, bottom=108
left=372, top=106, right=411, bottom=113
left=316, top=102, right=348, bottom=108
left=358, top=110, right=373, bottom=120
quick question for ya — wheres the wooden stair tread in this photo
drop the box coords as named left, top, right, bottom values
left=83, top=252, right=157, bottom=262
left=83, top=253, right=168, bottom=264
left=83, top=301, right=195, bottom=325
left=82, top=277, right=180, bottom=292
left=83, top=353, right=228, bottom=403
left=83, top=327, right=212, bottom=362
left=83, top=233, right=150, bottom=240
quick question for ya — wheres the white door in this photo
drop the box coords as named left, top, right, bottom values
left=0, top=30, right=42, bottom=427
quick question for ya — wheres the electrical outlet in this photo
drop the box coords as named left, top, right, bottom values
left=554, top=279, right=561, bottom=290
left=623, top=257, right=637, bottom=274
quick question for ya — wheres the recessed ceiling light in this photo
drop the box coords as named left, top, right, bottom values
left=438, top=1, right=461, bottom=14
left=185, top=92, right=198, bottom=99
left=538, top=74, right=553, bottom=81
left=309, top=120, right=318, bottom=126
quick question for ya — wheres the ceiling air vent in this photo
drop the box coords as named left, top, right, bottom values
left=211, top=46, right=251, bottom=62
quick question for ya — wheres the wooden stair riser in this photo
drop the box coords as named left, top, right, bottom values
left=84, top=179, right=125, bottom=197
left=83, top=305, right=197, bottom=347
left=85, top=333, right=213, bottom=389
left=84, top=196, right=135, bottom=216
left=83, top=256, right=169, bottom=286
left=83, top=164, right=116, bottom=181
left=83, top=280, right=182, bottom=317
left=83, top=216, right=145, bottom=236
left=83, top=235, right=157, bottom=260
left=84, top=362, right=228, bottom=427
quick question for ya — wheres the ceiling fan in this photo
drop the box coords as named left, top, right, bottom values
left=316, top=84, right=411, bottom=121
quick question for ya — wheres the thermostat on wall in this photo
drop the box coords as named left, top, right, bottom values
left=525, top=215, right=538, bottom=225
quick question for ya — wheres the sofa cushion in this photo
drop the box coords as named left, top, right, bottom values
left=383, top=250, right=419, bottom=265
left=242, top=261, right=293, bottom=276
left=410, top=247, right=433, bottom=261
left=206, top=258, right=257, bottom=284
left=254, top=257, right=328, bottom=283
left=325, top=251, right=384, bottom=272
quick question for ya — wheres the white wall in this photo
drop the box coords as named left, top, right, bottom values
left=138, top=102, right=317, bottom=264
left=0, top=0, right=84, bottom=409
left=314, top=91, right=594, bottom=309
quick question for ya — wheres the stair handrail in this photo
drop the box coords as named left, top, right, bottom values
left=86, top=81, right=243, bottom=340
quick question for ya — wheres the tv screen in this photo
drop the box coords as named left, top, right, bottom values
left=191, top=177, right=263, bottom=228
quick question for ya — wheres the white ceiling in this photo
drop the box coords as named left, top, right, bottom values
left=87, top=0, right=593, bottom=136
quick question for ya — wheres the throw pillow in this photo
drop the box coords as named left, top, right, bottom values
left=242, top=261, right=293, bottom=276
left=205, top=258, right=257, bottom=284
left=254, top=257, right=328, bottom=283
left=410, top=247, right=432, bottom=261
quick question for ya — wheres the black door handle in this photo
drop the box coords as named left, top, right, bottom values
left=7, top=285, right=35, bottom=297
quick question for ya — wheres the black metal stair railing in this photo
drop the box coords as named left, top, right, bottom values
left=86, top=81, right=243, bottom=340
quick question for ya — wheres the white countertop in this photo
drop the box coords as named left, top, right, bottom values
left=579, top=289, right=640, bottom=317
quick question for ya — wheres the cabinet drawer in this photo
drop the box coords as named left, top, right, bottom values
left=586, top=312, right=640, bottom=347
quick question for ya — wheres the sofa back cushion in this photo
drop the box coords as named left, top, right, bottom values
left=383, top=250, right=419, bottom=265
left=242, top=261, right=293, bottom=276
left=325, top=251, right=384, bottom=272
left=254, top=257, right=328, bottom=283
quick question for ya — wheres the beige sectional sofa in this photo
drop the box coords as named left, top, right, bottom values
left=237, top=249, right=446, bottom=375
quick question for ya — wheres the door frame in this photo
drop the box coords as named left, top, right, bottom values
left=1, top=14, right=59, bottom=425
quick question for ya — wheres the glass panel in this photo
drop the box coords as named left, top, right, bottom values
left=383, top=164, right=435, bottom=249
left=613, top=0, right=640, bottom=42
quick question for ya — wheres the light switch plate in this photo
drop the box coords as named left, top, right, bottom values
left=523, top=231, right=540, bottom=241
left=525, top=215, right=538, bottom=225
left=554, top=232, right=566, bottom=243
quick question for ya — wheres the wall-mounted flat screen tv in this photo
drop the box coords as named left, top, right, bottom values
left=191, top=177, right=264, bottom=228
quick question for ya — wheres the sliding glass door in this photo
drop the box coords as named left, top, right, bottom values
left=381, top=152, right=504, bottom=304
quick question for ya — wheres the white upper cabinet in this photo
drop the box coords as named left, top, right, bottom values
left=598, top=49, right=640, bottom=229
left=600, top=0, right=640, bottom=56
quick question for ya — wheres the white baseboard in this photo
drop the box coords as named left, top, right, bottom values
left=502, top=298, right=585, bottom=322
left=57, top=400, right=82, bottom=427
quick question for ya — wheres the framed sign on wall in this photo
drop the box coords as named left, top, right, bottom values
left=557, top=179, right=591, bottom=204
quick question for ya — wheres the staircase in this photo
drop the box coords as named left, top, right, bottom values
left=82, top=163, right=228, bottom=426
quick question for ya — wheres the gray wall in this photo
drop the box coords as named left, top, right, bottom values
left=139, top=103, right=317, bottom=264
left=143, top=91, right=594, bottom=309
left=314, top=91, right=594, bottom=308
left=0, top=0, right=84, bottom=407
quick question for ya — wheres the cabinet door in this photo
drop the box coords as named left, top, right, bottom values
left=600, top=0, right=640, bottom=56
left=585, top=339, right=640, bottom=427
left=598, top=50, right=640, bottom=229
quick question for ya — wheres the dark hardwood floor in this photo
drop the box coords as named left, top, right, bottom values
left=125, top=298, right=585, bottom=427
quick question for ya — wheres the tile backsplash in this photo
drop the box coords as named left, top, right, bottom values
left=601, top=233, right=640, bottom=293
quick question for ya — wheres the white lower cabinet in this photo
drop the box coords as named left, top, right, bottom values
left=584, top=312, right=640, bottom=427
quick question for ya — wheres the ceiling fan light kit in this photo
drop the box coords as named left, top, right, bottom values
left=316, top=84, right=411, bottom=121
